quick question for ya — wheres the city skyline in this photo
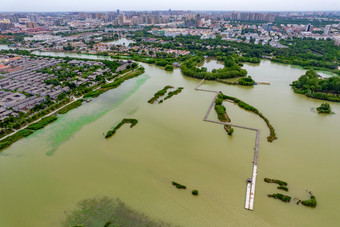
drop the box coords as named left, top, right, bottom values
left=2, top=0, right=340, bottom=12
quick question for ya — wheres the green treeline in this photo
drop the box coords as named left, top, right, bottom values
left=0, top=129, right=33, bottom=151
left=134, top=30, right=340, bottom=74
left=291, top=70, right=340, bottom=102
left=268, top=193, right=291, bottom=203
left=180, top=56, right=247, bottom=80
left=57, top=100, right=83, bottom=114
left=218, top=93, right=277, bottom=142
left=105, top=118, right=138, bottom=138
left=26, top=116, right=58, bottom=131
left=163, top=87, right=184, bottom=100
left=148, top=85, right=173, bottom=104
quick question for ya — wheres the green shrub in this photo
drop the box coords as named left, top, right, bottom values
left=165, top=65, right=174, bottom=71
left=277, top=186, right=289, bottom=191
left=148, top=86, right=173, bottom=104
left=264, top=178, right=288, bottom=186
left=192, top=190, right=199, bottom=195
left=268, top=193, right=291, bottom=203
left=301, top=195, right=317, bottom=207
left=172, top=181, right=186, bottom=189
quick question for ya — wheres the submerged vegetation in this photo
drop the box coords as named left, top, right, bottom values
left=317, top=103, right=332, bottom=114
left=62, top=196, right=171, bottom=227
left=148, top=85, right=173, bottom=104
left=291, top=70, right=340, bottom=102
left=218, top=93, right=277, bottom=142
left=268, top=193, right=291, bottom=203
left=105, top=118, right=138, bottom=138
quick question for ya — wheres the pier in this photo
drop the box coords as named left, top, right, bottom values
left=196, top=79, right=260, bottom=211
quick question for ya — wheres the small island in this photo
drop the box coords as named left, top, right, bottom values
left=148, top=85, right=174, bottom=104
left=316, top=103, right=332, bottom=114
left=105, top=118, right=138, bottom=138
left=301, top=193, right=317, bottom=208
left=163, top=87, right=183, bottom=101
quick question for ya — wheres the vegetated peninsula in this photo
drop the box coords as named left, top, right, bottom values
left=105, top=118, right=138, bottom=138
left=291, top=70, right=340, bottom=102
left=216, top=76, right=256, bottom=86
left=218, top=93, right=277, bottom=142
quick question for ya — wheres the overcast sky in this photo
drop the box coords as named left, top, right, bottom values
left=2, top=0, right=340, bottom=12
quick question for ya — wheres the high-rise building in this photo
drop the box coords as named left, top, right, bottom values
left=26, top=22, right=39, bottom=28
left=306, top=24, right=312, bottom=32
left=117, top=9, right=120, bottom=15
left=29, top=14, right=40, bottom=23
left=324, top=25, right=331, bottom=36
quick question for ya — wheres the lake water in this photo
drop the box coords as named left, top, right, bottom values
left=0, top=55, right=339, bottom=227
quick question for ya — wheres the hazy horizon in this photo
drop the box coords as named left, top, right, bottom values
left=2, top=0, right=340, bottom=12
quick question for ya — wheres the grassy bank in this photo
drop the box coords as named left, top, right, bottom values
left=57, top=99, right=83, bottom=114
left=26, top=116, right=58, bottom=131
left=0, top=129, right=33, bottom=151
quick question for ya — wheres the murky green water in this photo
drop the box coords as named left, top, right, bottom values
left=0, top=55, right=339, bottom=227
